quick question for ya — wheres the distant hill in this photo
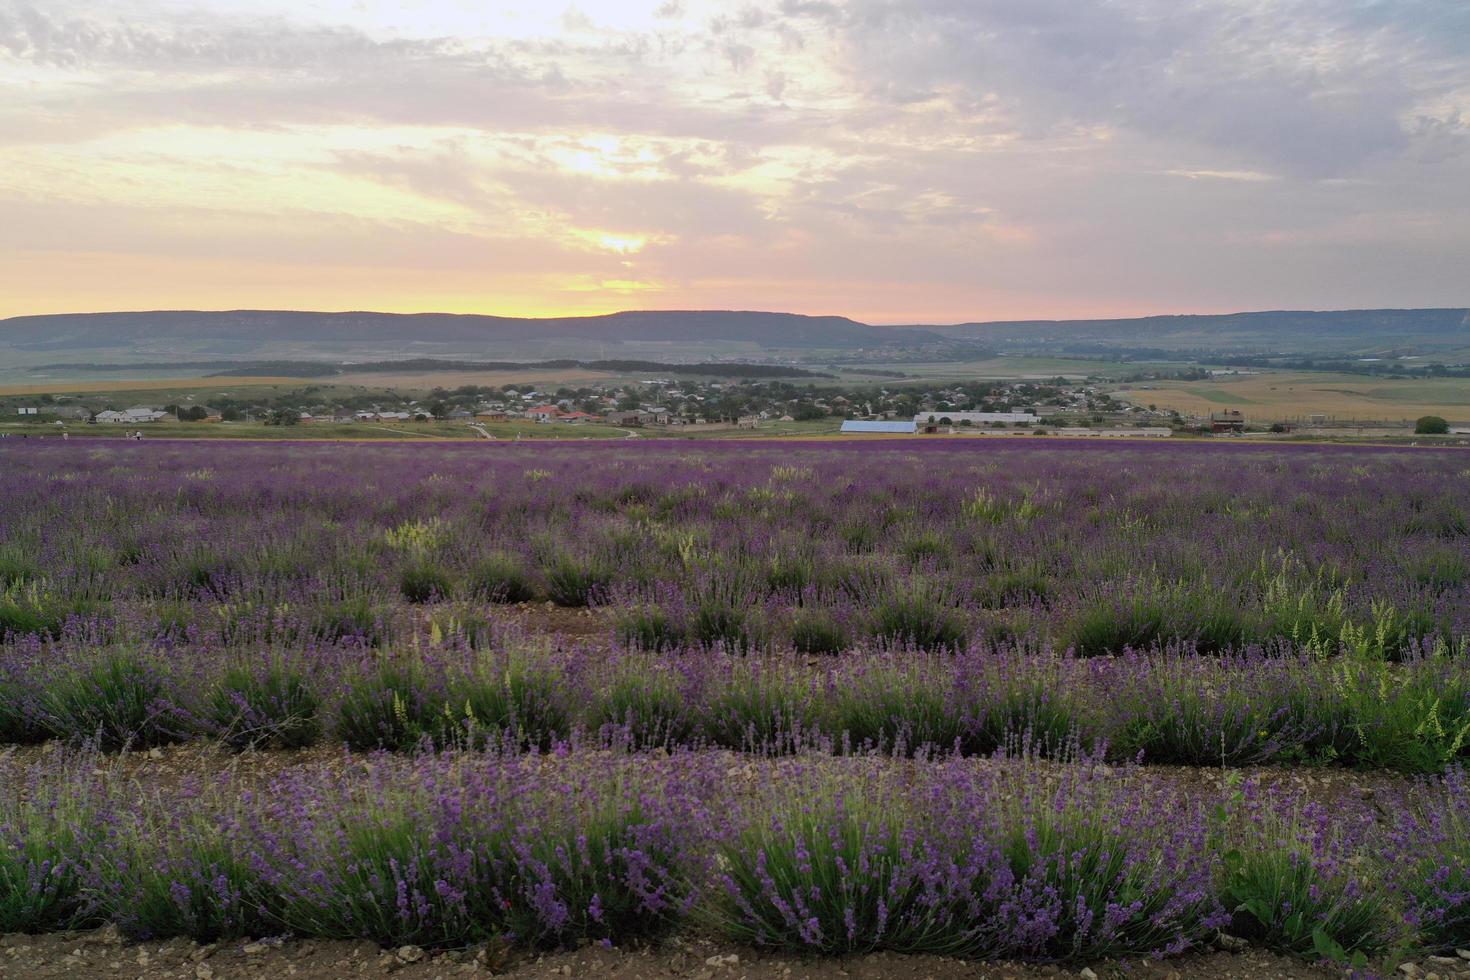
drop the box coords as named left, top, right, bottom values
left=3, top=307, right=1467, bottom=362
left=917, top=309, right=1470, bottom=353
left=0, top=309, right=941, bottom=352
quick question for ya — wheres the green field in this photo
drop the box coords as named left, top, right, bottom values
left=831, top=355, right=1195, bottom=384
left=1114, top=371, right=1470, bottom=422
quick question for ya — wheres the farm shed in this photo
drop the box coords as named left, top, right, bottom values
left=1210, top=410, right=1247, bottom=433
left=840, top=420, right=917, bottom=434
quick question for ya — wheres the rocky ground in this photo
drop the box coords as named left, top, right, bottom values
left=5, top=927, right=1416, bottom=980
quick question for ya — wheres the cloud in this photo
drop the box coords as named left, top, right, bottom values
left=796, top=0, right=1470, bottom=176
left=0, top=0, right=1466, bottom=320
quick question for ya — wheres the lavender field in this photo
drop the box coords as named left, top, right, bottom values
left=2, top=438, right=1469, bottom=970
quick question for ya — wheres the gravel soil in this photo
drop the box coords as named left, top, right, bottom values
left=0, top=740, right=1421, bottom=810
left=0, top=928, right=1360, bottom=980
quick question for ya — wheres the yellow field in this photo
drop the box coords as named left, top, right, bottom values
left=0, top=376, right=298, bottom=396
left=330, top=369, right=613, bottom=388
left=1115, top=372, right=1470, bottom=423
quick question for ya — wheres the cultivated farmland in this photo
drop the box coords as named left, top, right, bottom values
left=1, top=439, right=1468, bottom=977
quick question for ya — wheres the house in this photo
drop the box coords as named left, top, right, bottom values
left=609, top=407, right=671, bottom=425
left=560, top=411, right=601, bottom=423
left=95, top=407, right=167, bottom=423
left=526, top=405, right=563, bottom=421
left=841, top=420, right=917, bottom=434
left=1210, top=410, right=1247, bottom=433
left=446, top=410, right=473, bottom=421
left=476, top=410, right=509, bottom=422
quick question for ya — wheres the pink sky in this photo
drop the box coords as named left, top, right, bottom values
left=1, top=0, right=1467, bottom=323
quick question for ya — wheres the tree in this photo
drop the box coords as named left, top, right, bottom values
left=1415, top=415, right=1450, bottom=435
left=264, top=409, right=299, bottom=427
left=428, top=401, right=448, bottom=420
left=220, top=408, right=243, bottom=422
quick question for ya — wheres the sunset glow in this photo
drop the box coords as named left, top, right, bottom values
left=1, top=0, right=1467, bottom=321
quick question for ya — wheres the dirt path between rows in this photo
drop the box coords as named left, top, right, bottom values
left=0, top=928, right=1352, bottom=980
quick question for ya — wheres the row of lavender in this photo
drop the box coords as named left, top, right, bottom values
left=4, top=641, right=1466, bottom=772
left=2, top=750, right=1467, bottom=964
left=3, top=440, right=1470, bottom=655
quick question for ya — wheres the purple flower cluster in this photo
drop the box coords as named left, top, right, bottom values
left=3, top=747, right=1469, bottom=960
left=1, top=439, right=1467, bottom=657
left=2, top=640, right=1465, bottom=773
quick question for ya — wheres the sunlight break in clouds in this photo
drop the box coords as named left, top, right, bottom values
left=0, top=0, right=1467, bottom=321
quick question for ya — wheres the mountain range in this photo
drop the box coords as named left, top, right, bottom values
left=2, top=307, right=1468, bottom=358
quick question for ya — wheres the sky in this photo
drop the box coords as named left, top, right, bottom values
left=1, top=0, right=1467, bottom=324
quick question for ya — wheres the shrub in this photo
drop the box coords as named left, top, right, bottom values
left=544, top=555, right=611, bottom=607
left=276, top=812, right=491, bottom=947
left=830, top=668, right=966, bottom=755
left=439, top=656, right=570, bottom=751
left=40, top=653, right=182, bottom=751
left=1388, top=768, right=1470, bottom=953
left=970, top=678, right=1079, bottom=756
left=1408, top=549, right=1469, bottom=592
left=764, top=553, right=815, bottom=594
left=399, top=561, right=453, bottom=603
left=714, top=796, right=957, bottom=955
left=717, top=770, right=1215, bottom=960
left=1343, top=662, right=1470, bottom=773
left=700, top=668, right=817, bottom=750
left=310, top=597, right=383, bottom=645
left=0, top=783, right=97, bottom=933
left=690, top=599, right=757, bottom=652
left=898, top=531, right=949, bottom=567
left=1416, top=415, right=1450, bottom=435
left=272, top=778, right=695, bottom=951
left=976, top=567, right=1051, bottom=608
left=788, top=608, right=849, bottom=655
left=1066, top=596, right=1166, bottom=657
left=615, top=604, right=684, bottom=651
left=205, top=664, right=322, bottom=750
left=0, top=550, right=36, bottom=589
left=467, top=553, right=536, bottom=603
left=868, top=586, right=967, bottom=651
left=0, top=678, right=42, bottom=743
left=0, top=594, right=102, bottom=641
left=106, top=825, right=273, bottom=941
left=335, top=664, right=444, bottom=751
left=1217, top=788, right=1387, bottom=961
left=501, top=802, right=693, bottom=949
left=591, top=669, right=693, bottom=748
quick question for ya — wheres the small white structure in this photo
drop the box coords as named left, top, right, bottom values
left=841, top=420, right=917, bottom=434
left=96, top=407, right=167, bottom=423
left=16, top=406, right=38, bottom=416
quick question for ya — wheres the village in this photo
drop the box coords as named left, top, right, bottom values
left=10, top=370, right=1466, bottom=441
left=9, top=374, right=1190, bottom=433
